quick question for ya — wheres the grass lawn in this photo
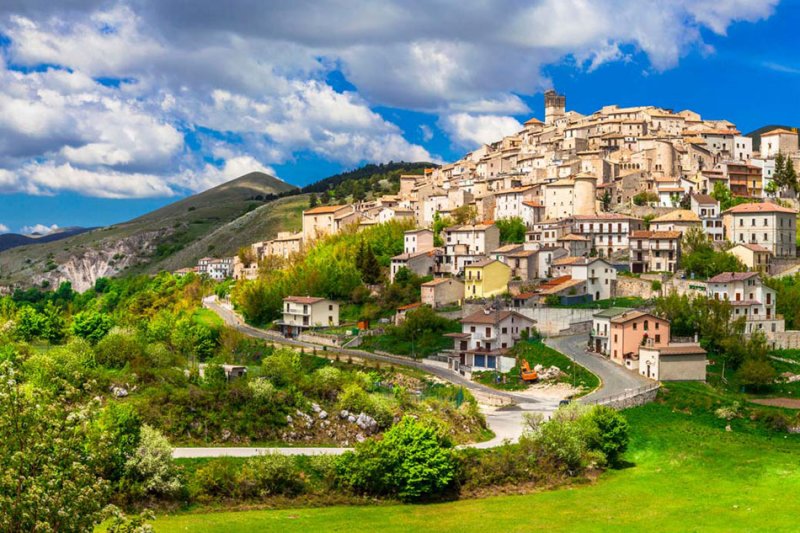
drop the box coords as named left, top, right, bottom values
left=474, top=341, right=600, bottom=393
left=150, top=382, right=800, bottom=532
left=357, top=325, right=460, bottom=359
left=192, top=307, right=224, bottom=329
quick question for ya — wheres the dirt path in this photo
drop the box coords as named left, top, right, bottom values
left=750, top=398, right=800, bottom=409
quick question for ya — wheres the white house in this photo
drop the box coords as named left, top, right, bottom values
left=279, top=296, right=340, bottom=338
left=445, top=309, right=535, bottom=375
left=722, top=202, right=797, bottom=258
left=690, top=193, right=723, bottom=241
left=707, top=272, right=784, bottom=334
left=442, top=224, right=501, bottom=274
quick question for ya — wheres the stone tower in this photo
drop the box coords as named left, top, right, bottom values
left=573, top=175, right=597, bottom=216
left=544, top=89, right=566, bottom=125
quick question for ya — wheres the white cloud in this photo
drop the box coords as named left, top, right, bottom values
left=0, top=223, right=9, bottom=233
left=440, top=114, right=523, bottom=149
left=419, top=124, right=433, bottom=142
left=0, top=0, right=779, bottom=199
left=21, top=223, right=58, bottom=235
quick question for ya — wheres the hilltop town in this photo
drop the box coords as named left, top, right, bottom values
left=191, top=91, right=800, bottom=385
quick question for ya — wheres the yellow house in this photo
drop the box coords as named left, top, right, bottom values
left=464, top=258, right=511, bottom=299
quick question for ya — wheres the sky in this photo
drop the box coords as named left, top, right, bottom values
left=0, top=0, right=798, bottom=234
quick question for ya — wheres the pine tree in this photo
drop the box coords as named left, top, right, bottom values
left=786, top=157, right=798, bottom=193
left=361, top=244, right=381, bottom=285
left=309, top=193, right=318, bottom=208
left=773, top=152, right=786, bottom=190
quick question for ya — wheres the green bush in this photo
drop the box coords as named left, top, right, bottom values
left=337, top=417, right=456, bottom=502
left=238, top=454, right=305, bottom=498
left=337, top=383, right=372, bottom=414
left=193, top=459, right=240, bottom=499
left=584, top=405, right=630, bottom=466
left=95, top=333, right=144, bottom=369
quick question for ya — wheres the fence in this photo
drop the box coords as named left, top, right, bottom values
left=582, top=383, right=660, bottom=410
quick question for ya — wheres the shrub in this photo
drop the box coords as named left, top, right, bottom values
left=262, top=349, right=302, bottom=387
left=238, top=454, right=305, bottom=498
left=95, top=333, right=144, bottom=369
left=753, top=410, right=791, bottom=432
left=193, top=459, right=239, bottom=499
left=310, top=365, right=344, bottom=399
left=651, top=280, right=662, bottom=291
left=337, top=417, right=455, bottom=502
left=248, top=378, right=276, bottom=402
left=71, top=310, right=114, bottom=343
left=584, top=405, right=630, bottom=466
left=337, top=383, right=372, bottom=414
left=124, top=425, right=183, bottom=498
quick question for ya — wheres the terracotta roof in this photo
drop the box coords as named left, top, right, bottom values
left=691, top=193, right=717, bottom=204
left=723, top=202, right=798, bottom=215
left=284, top=296, right=326, bottom=304
left=610, top=311, right=663, bottom=324
left=707, top=272, right=759, bottom=283
left=304, top=205, right=347, bottom=215
left=397, top=302, right=423, bottom=311
left=493, top=244, right=524, bottom=254
left=552, top=256, right=582, bottom=266
left=461, top=309, right=535, bottom=325
left=761, top=128, right=798, bottom=137
left=558, top=234, right=590, bottom=241
left=652, top=209, right=700, bottom=223
left=630, top=230, right=682, bottom=239
left=467, top=258, right=504, bottom=269
left=445, top=224, right=495, bottom=232
left=522, top=200, right=544, bottom=208
left=653, top=343, right=707, bottom=356
left=735, top=243, right=771, bottom=253
left=405, top=228, right=433, bottom=234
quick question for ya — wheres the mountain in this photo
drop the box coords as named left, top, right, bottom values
left=0, top=171, right=297, bottom=291
left=745, top=125, right=799, bottom=151
left=0, top=163, right=432, bottom=292
left=0, top=227, right=94, bottom=253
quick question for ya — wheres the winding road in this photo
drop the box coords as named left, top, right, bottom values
left=172, top=298, right=651, bottom=458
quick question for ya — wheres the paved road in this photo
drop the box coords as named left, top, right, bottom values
left=544, top=334, right=652, bottom=403
left=172, top=298, right=564, bottom=458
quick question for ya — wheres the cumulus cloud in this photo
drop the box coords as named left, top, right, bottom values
left=21, top=223, right=58, bottom=235
left=0, top=223, right=9, bottom=233
left=440, top=114, right=524, bottom=149
left=0, top=0, right=779, bottom=198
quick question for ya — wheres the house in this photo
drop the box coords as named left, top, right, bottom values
left=557, top=234, right=590, bottom=257
left=502, top=249, right=539, bottom=280
left=722, top=202, right=797, bottom=258
left=389, top=249, right=438, bottom=282
left=464, top=258, right=511, bottom=299
left=571, top=214, right=643, bottom=258
left=638, top=343, right=707, bottom=381
left=537, top=276, right=588, bottom=305
left=591, top=307, right=633, bottom=356
left=395, top=302, right=422, bottom=325
left=262, top=231, right=303, bottom=258
left=302, top=205, right=358, bottom=243
left=551, top=256, right=617, bottom=301
left=232, top=255, right=259, bottom=281
left=690, top=193, right=723, bottom=241
left=421, top=278, right=464, bottom=308
left=443, top=224, right=501, bottom=274
left=197, top=257, right=233, bottom=281
left=404, top=229, right=434, bottom=253
left=198, top=364, right=248, bottom=381
left=536, top=245, right=569, bottom=278
left=609, top=311, right=670, bottom=367
left=629, top=230, right=681, bottom=273
left=278, top=296, right=340, bottom=338
left=707, top=272, right=784, bottom=334
left=445, top=309, right=535, bottom=375
left=760, top=128, right=799, bottom=158
left=729, top=243, right=771, bottom=273
left=493, top=186, right=536, bottom=220
left=650, top=209, right=701, bottom=234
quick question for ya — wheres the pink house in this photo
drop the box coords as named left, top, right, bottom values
left=609, top=311, right=670, bottom=367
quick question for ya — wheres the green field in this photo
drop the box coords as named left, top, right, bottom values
left=151, top=383, right=800, bottom=532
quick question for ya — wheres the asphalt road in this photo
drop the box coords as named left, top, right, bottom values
left=172, top=297, right=563, bottom=458
left=544, top=334, right=653, bottom=403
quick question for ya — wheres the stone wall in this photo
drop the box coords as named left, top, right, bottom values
left=616, top=277, right=658, bottom=299
left=768, top=330, right=800, bottom=350
left=298, top=332, right=343, bottom=347
left=616, top=276, right=708, bottom=300
left=584, top=384, right=660, bottom=410
left=519, top=308, right=595, bottom=336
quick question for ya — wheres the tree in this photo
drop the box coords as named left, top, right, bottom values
left=14, top=305, right=44, bottom=341
left=786, top=157, right=798, bottom=193
left=71, top=310, right=114, bottom=343
left=41, top=301, right=66, bottom=344
left=496, top=217, right=526, bottom=244
left=238, top=246, right=257, bottom=266
left=585, top=405, right=630, bottom=466
left=0, top=361, right=110, bottom=531
left=737, top=357, right=776, bottom=391
left=601, top=190, right=611, bottom=211
left=308, top=193, right=319, bottom=208
left=124, top=425, right=183, bottom=498
left=356, top=240, right=381, bottom=284
left=337, top=417, right=456, bottom=502
left=451, top=204, right=478, bottom=225
left=773, top=152, right=786, bottom=190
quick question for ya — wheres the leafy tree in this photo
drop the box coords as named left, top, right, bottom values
left=765, top=179, right=779, bottom=197
left=41, top=301, right=66, bottom=344
left=681, top=227, right=746, bottom=279
left=633, top=191, right=658, bottom=206
left=238, top=246, right=257, bottom=266
left=601, top=190, right=611, bottom=210
left=452, top=204, right=478, bottom=225
left=496, top=217, right=526, bottom=244
left=15, top=305, right=45, bottom=341
left=584, top=405, right=630, bottom=466
left=71, top=310, right=114, bottom=343
left=337, top=417, right=456, bottom=502
left=308, top=193, right=319, bottom=208
left=124, top=425, right=183, bottom=498
left=737, top=357, right=776, bottom=391
left=0, top=361, right=110, bottom=531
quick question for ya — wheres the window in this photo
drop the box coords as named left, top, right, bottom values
left=329, top=304, right=333, bottom=311
left=486, top=356, right=496, bottom=369
left=633, top=323, right=637, bottom=330
left=470, top=326, right=476, bottom=333
left=475, top=354, right=486, bottom=367
left=501, top=327, right=508, bottom=334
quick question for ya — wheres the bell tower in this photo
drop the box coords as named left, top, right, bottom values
left=544, top=89, right=566, bottom=125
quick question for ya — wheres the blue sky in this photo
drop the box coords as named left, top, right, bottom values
left=0, top=0, right=795, bottom=233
